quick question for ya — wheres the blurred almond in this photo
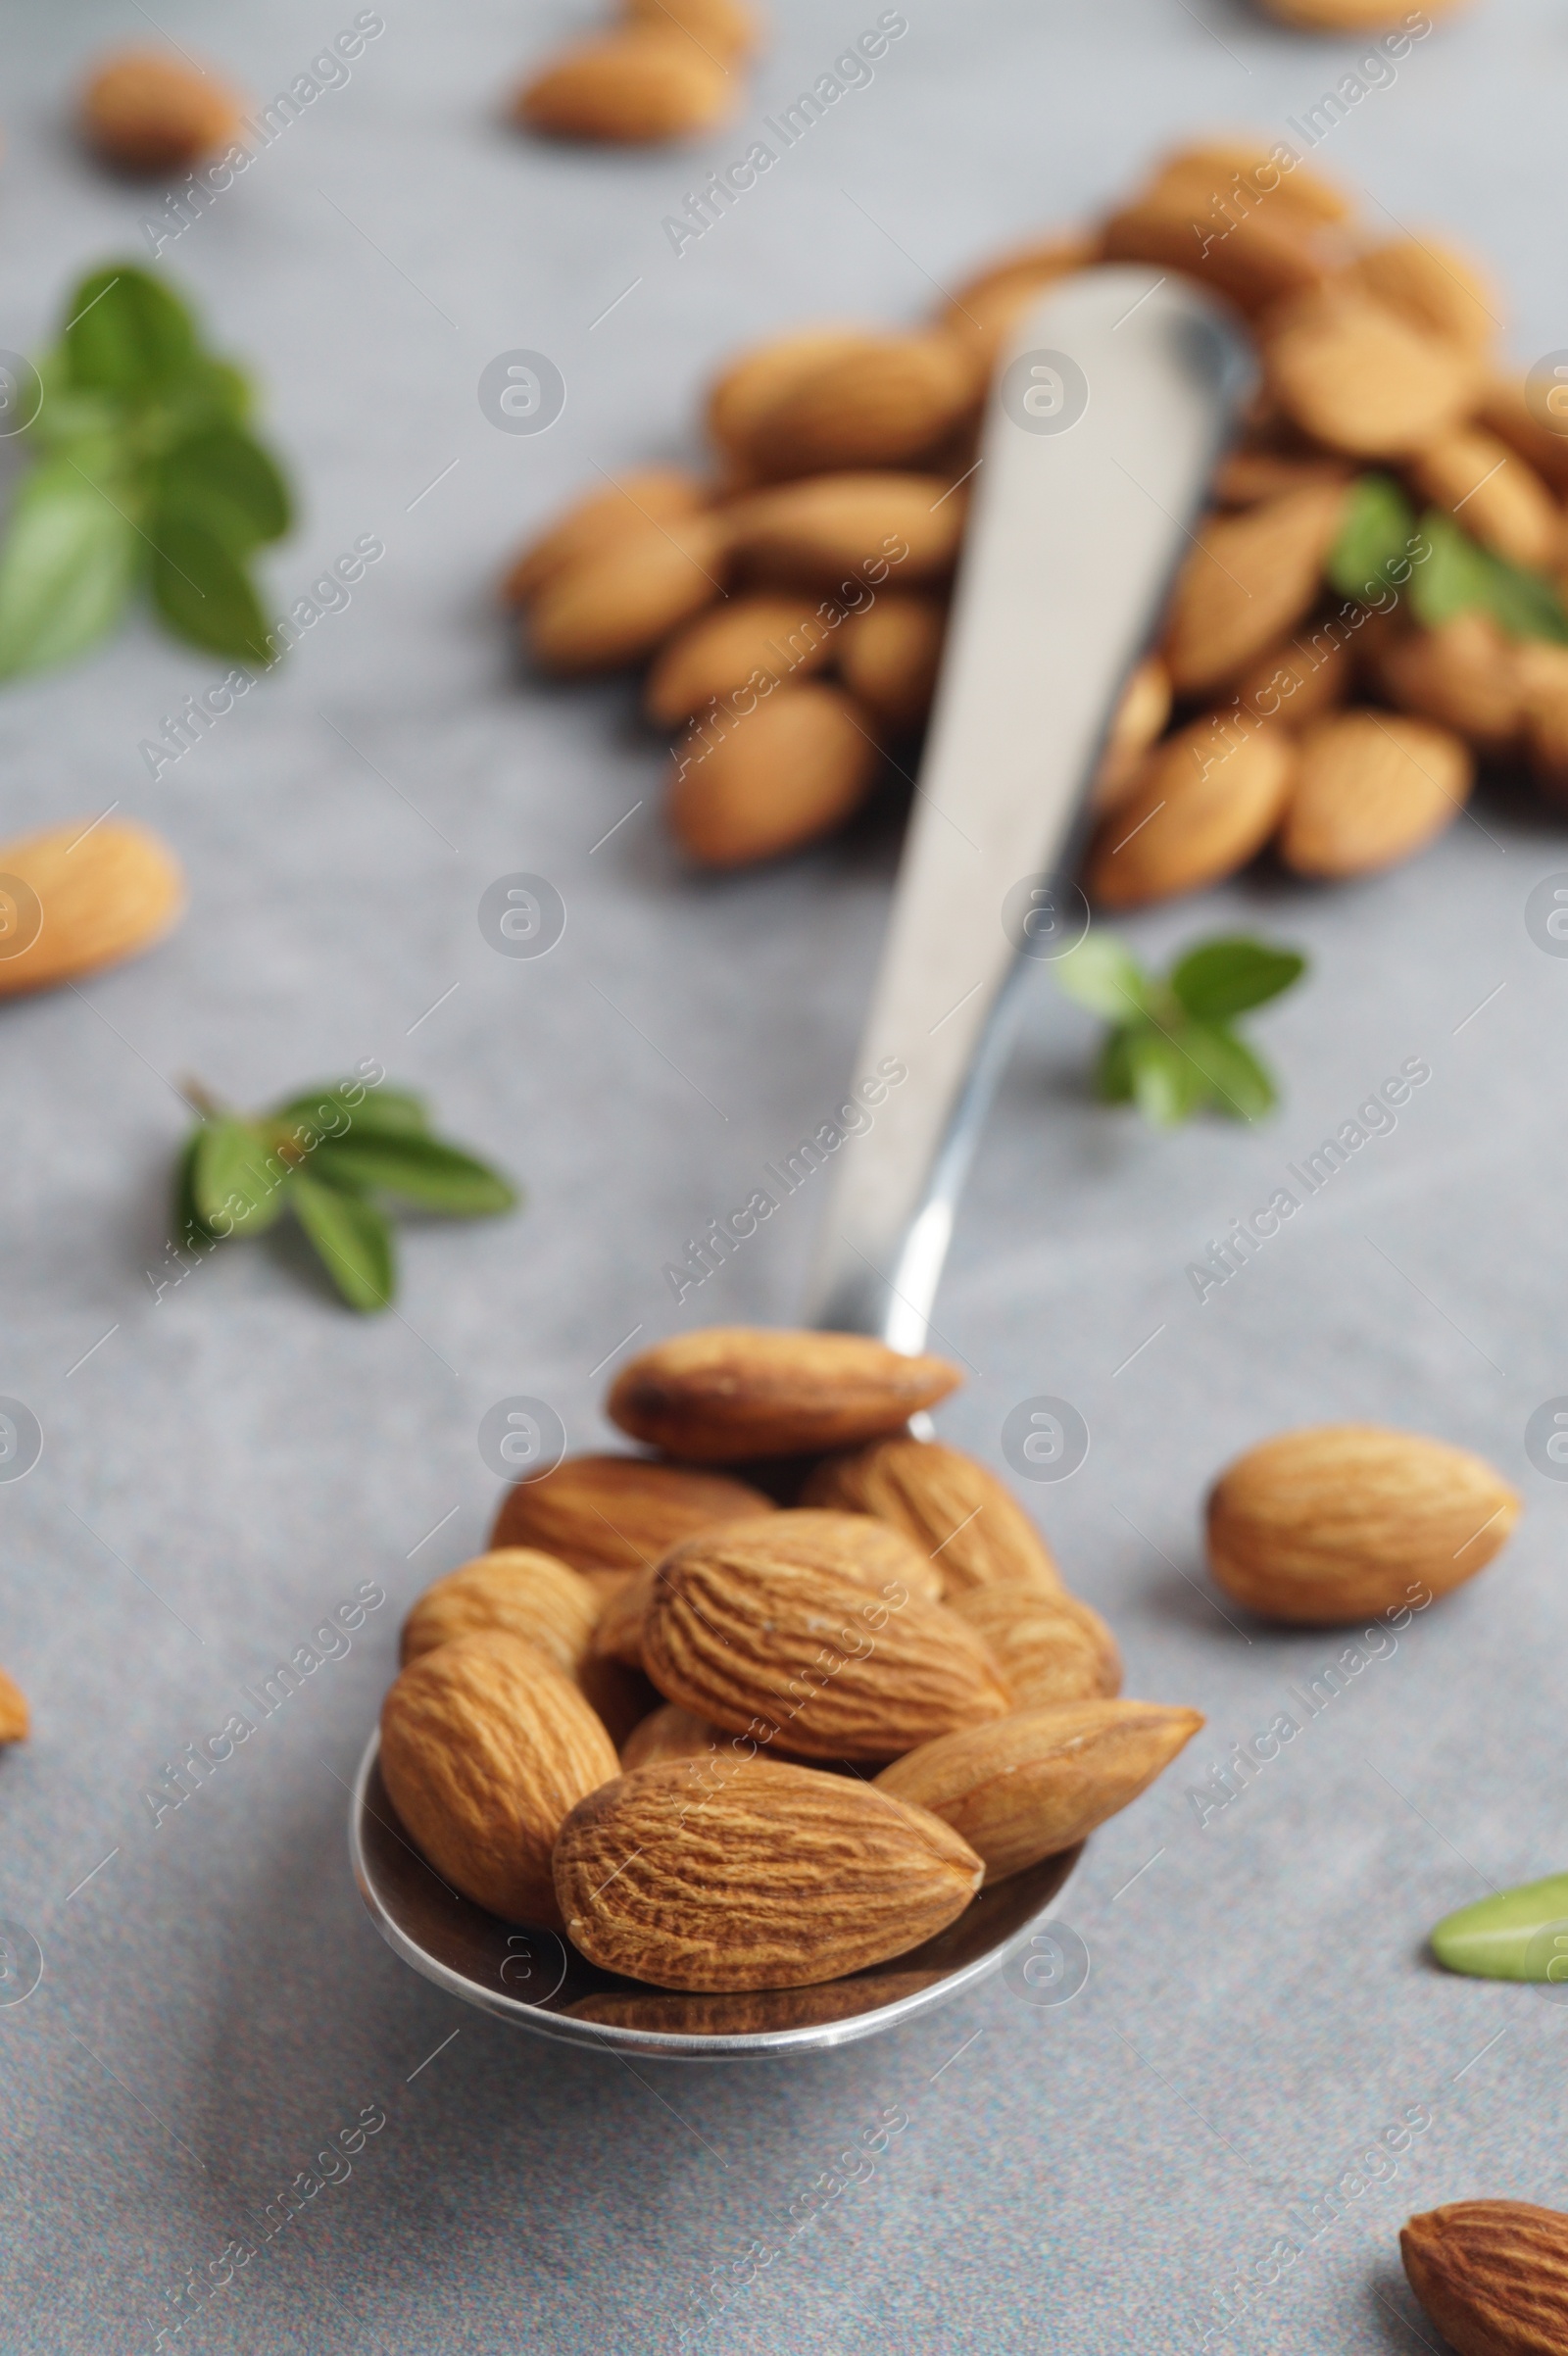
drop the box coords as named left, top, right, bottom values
left=1264, top=287, right=1485, bottom=459
left=1518, top=642, right=1568, bottom=797
left=1373, top=614, right=1527, bottom=752
left=401, top=1549, right=598, bottom=1672
left=947, top=1583, right=1122, bottom=1709
left=1479, top=376, right=1568, bottom=498
left=515, top=30, right=732, bottom=144
left=1162, top=482, right=1348, bottom=694
left=743, top=334, right=983, bottom=479
left=0, top=1669, right=28, bottom=1744
left=80, top=48, right=243, bottom=173
left=1102, top=186, right=1330, bottom=314
left=876, top=1700, right=1203, bottom=1883
left=708, top=328, right=884, bottom=459
left=491, top=1452, right=773, bottom=1571
left=1207, top=1424, right=1520, bottom=1623
left=1401, top=2199, right=1568, bottom=2356
left=647, top=594, right=834, bottom=725
left=1227, top=630, right=1352, bottom=731
left=1147, top=143, right=1350, bottom=225
left=1279, top=710, right=1472, bottom=878
left=0, top=818, right=184, bottom=999
left=802, top=1435, right=1063, bottom=1597
left=501, top=468, right=706, bottom=606
left=527, top=514, right=728, bottom=673
left=727, top=471, right=966, bottom=589
left=837, top=593, right=947, bottom=729
left=621, top=0, right=762, bottom=59
left=593, top=1566, right=657, bottom=1669
left=1346, top=236, right=1498, bottom=352
left=1091, top=656, right=1174, bottom=813
left=608, top=1325, right=959, bottom=1462
left=1257, top=0, right=1467, bottom=32
left=1407, top=427, right=1559, bottom=569
left=1086, top=715, right=1296, bottom=908
left=938, top=233, right=1099, bottom=370
left=669, top=683, right=880, bottom=866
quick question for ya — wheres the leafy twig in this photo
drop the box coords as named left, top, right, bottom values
left=1055, top=931, right=1307, bottom=1128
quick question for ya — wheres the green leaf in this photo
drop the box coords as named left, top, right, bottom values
left=0, top=462, right=139, bottom=680
left=160, top=426, right=291, bottom=551
left=1326, top=472, right=1416, bottom=603
left=149, top=508, right=272, bottom=661
left=172, top=1133, right=212, bottom=1252
left=1411, top=509, right=1499, bottom=631
left=191, top=1116, right=288, bottom=1236
left=1055, top=933, right=1149, bottom=1021
left=289, top=1171, right=396, bottom=1311
left=64, top=265, right=197, bottom=402
left=1179, top=1022, right=1277, bottom=1122
left=311, top=1133, right=518, bottom=1216
left=1095, top=1026, right=1136, bottom=1104
left=270, top=1083, right=430, bottom=1141
left=1431, top=1874, right=1568, bottom=1982
left=1486, top=551, right=1568, bottom=646
left=1170, top=937, right=1306, bottom=1021
left=1127, top=1028, right=1210, bottom=1127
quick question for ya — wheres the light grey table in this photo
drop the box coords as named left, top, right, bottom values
left=5, top=1, right=1568, bottom=2348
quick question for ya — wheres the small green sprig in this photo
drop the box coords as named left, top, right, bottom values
left=0, top=262, right=293, bottom=681
left=1056, top=931, right=1306, bottom=1127
left=1329, top=471, right=1568, bottom=645
left=172, top=1075, right=518, bottom=1312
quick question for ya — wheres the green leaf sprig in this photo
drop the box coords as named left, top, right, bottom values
left=1056, top=931, right=1306, bottom=1128
left=1328, top=471, right=1568, bottom=646
left=0, top=263, right=293, bottom=681
left=172, top=1075, right=518, bottom=1312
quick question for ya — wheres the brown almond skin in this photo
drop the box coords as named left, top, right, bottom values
left=1480, top=377, right=1568, bottom=498
left=515, top=31, right=733, bottom=144
left=501, top=468, right=706, bottom=606
left=1347, top=237, right=1498, bottom=352
left=802, top=1436, right=1062, bottom=1597
left=527, top=514, right=728, bottom=673
left=592, top=1566, right=658, bottom=1668
left=877, top=1701, right=1203, bottom=1883
left=642, top=1529, right=1010, bottom=1759
left=621, top=0, right=762, bottom=60
left=1091, top=657, right=1174, bottom=814
left=1402, top=2200, right=1568, bottom=2356
left=1374, top=614, right=1528, bottom=754
left=1102, top=191, right=1330, bottom=316
left=742, top=335, right=982, bottom=480
left=620, top=1702, right=727, bottom=1770
left=491, top=1452, right=774, bottom=1571
left=1207, top=1424, right=1520, bottom=1624
left=554, top=1756, right=984, bottom=1989
left=947, top=1583, right=1122, bottom=1710
left=1162, top=483, right=1348, bottom=695
left=1407, top=427, right=1559, bottom=569
left=1225, top=630, right=1351, bottom=735
left=708, top=330, right=887, bottom=461
left=0, top=1669, right=29, bottom=1744
left=1087, top=718, right=1296, bottom=909
left=647, top=595, right=836, bottom=726
left=1519, top=644, right=1568, bottom=796
left=379, top=1635, right=619, bottom=1928
left=1146, top=143, right=1350, bottom=226
left=1264, top=287, right=1485, bottom=459
left=401, top=1549, right=599, bottom=1672
left=81, top=49, right=243, bottom=173
left=938, top=233, right=1100, bottom=369
left=726, top=472, right=966, bottom=590
left=0, top=820, right=185, bottom=999
left=1213, top=449, right=1353, bottom=507
left=837, top=595, right=947, bottom=731
left=608, top=1326, right=960, bottom=1462
left=1279, top=711, right=1472, bottom=879
left=670, top=683, right=881, bottom=866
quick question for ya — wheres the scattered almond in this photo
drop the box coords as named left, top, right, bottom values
left=501, top=468, right=707, bottom=606
left=876, top=1700, right=1203, bottom=1883
left=1162, top=482, right=1348, bottom=694
left=740, top=335, right=982, bottom=480
left=491, top=1452, right=773, bottom=1570
left=646, top=594, right=835, bottom=726
left=0, top=818, right=185, bottom=1000
left=1264, top=287, right=1485, bottom=459
left=803, top=1434, right=1063, bottom=1597
left=608, top=1325, right=960, bottom=1461
left=837, top=594, right=948, bottom=730
left=1207, top=1424, right=1520, bottom=1623
left=708, top=329, right=886, bottom=460
left=515, top=29, right=733, bottom=144
left=1401, top=2200, right=1568, bottom=2356
left=80, top=49, right=243, bottom=174
left=553, top=1755, right=984, bottom=1988
left=727, top=471, right=966, bottom=589
left=1086, top=716, right=1296, bottom=908
left=669, top=682, right=882, bottom=865
left=526, top=514, right=729, bottom=673
left=1279, top=711, right=1472, bottom=878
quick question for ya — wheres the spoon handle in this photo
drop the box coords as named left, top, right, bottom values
left=804, top=266, right=1255, bottom=1350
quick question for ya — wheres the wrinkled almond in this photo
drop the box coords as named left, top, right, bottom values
left=1162, top=482, right=1348, bottom=694
left=1279, top=711, right=1472, bottom=878
left=1264, top=287, right=1485, bottom=459
left=0, top=818, right=185, bottom=999
left=726, top=471, right=966, bottom=590
left=876, top=1700, right=1203, bottom=1883
left=1407, top=427, right=1559, bottom=569
left=802, top=1435, right=1062, bottom=1597
left=669, top=682, right=881, bottom=866
left=401, top=1549, right=599, bottom=1672
left=836, top=593, right=947, bottom=730
left=647, top=594, right=835, bottom=725
left=527, top=514, right=729, bottom=673
left=491, top=1452, right=773, bottom=1571
left=379, top=1634, right=619, bottom=1927
left=515, top=30, right=733, bottom=144
left=554, top=1755, right=983, bottom=1989
left=609, top=1325, right=959, bottom=1462
left=501, top=468, right=707, bottom=606
left=1207, top=1424, right=1520, bottom=1623
left=619, top=1701, right=726, bottom=1770
left=1086, top=716, right=1296, bottom=908
left=946, top=1583, right=1122, bottom=1709
left=1401, top=2199, right=1568, bottom=2356
left=80, top=49, right=243, bottom=173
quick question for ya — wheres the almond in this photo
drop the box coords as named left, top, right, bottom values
left=1480, top=376, right=1568, bottom=498
left=1226, top=629, right=1352, bottom=733
left=619, top=1701, right=726, bottom=1769
left=1373, top=614, right=1527, bottom=752
left=592, top=1566, right=658, bottom=1669
left=1401, top=2200, right=1568, bottom=2356
left=608, top=1325, right=960, bottom=1462
left=1086, top=716, right=1296, bottom=909
left=527, top=514, right=729, bottom=673
left=1213, top=449, right=1353, bottom=507
left=566, top=1970, right=939, bottom=2034
left=1091, top=657, right=1175, bottom=813
left=0, top=818, right=185, bottom=999
left=1147, top=143, right=1350, bottom=226
left=620, top=0, right=761, bottom=60
left=80, top=49, right=243, bottom=173
left=490, top=1452, right=774, bottom=1571
left=802, top=1435, right=1063, bottom=1597
left=1346, top=236, right=1498, bottom=352
left=553, top=1755, right=983, bottom=1988
left=876, top=1700, right=1203, bottom=1883
left=1207, top=1424, right=1520, bottom=1623
left=401, top=1549, right=599, bottom=1672
left=1518, top=643, right=1568, bottom=796
left=1161, top=483, right=1348, bottom=694
left=946, top=1583, right=1122, bottom=1709
left=743, top=335, right=983, bottom=479
left=938, top=233, right=1098, bottom=369
left=708, top=329, right=886, bottom=461
left=641, top=1527, right=1012, bottom=1759
left=515, top=30, right=733, bottom=144
left=379, top=1634, right=619, bottom=1928
left=837, top=594, right=948, bottom=731
left=669, top=682, right=881, bottom=865
left=1102, top=188, right=1330, bottom=315
left=501, top=468, right=707, bottom=606
left=726, top=471, right=966, bottom=590
left=1263, top=287, right=1485, bottom=459
left=646, top=594, right=835, bottom=725
left=1279, top=711, right=1472, bottom=878
left=0, top=1669, right=28, bottom=1744
left=1258, top=0, right=1467, bottom=33
left=1407, top=428, right=1559, bottom=569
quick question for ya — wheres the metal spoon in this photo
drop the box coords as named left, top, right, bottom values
left=351, top=267, right=1254, bottom=2058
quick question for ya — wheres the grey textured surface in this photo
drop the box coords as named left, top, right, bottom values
left=4, top=1, right=1568, bottom=2349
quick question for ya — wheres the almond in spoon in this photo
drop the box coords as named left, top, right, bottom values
left=608, top=1325, right=959, bottom=1461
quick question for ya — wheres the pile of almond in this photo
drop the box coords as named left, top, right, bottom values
left=507, top=137, right=1568, bottom=893
left=515, top=0, right=762, bottom=147
left=376, top=1327, right=1202, bottom=1993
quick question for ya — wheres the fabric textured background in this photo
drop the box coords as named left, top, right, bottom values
left=3, top=1, right=1567, bottom=2348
